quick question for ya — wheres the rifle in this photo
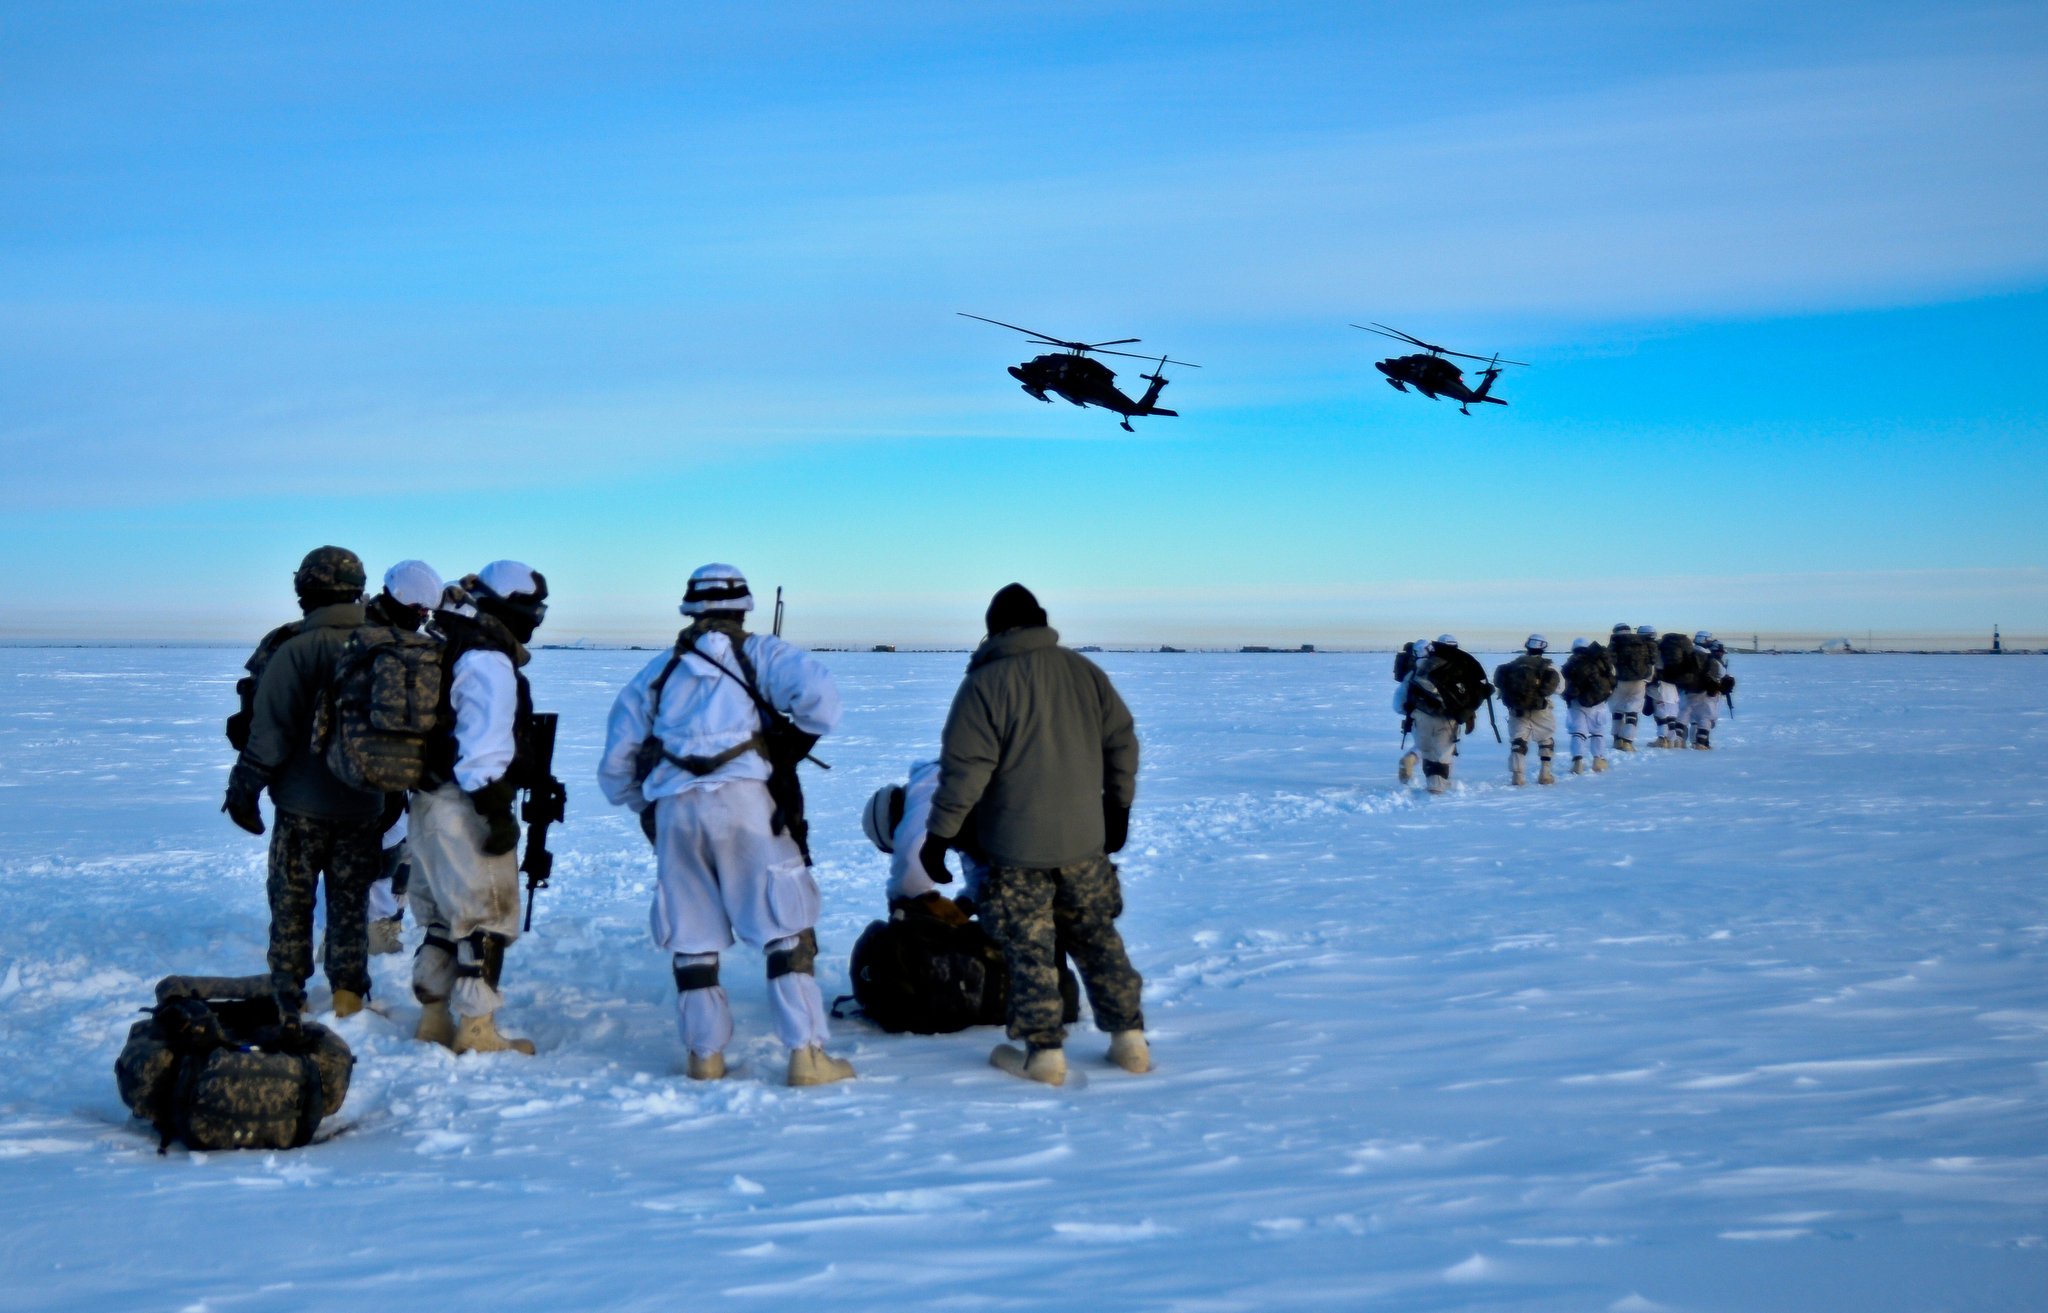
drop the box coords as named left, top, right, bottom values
left=772, top=585, right=785, bottom=638
left=519, top=712, right=569, bottom=932
left=1484, top=693, right=1502, bottom=743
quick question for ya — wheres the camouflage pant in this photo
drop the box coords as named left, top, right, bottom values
left=267, top=809, right=383, bottom=1011
left=979, top=853, right=1144, bottom=1050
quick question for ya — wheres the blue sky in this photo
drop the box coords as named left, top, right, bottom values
left=3, top=1, right=2043, bottom=645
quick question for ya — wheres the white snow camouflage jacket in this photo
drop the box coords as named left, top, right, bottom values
left=598, top=629, right=841, bottom=809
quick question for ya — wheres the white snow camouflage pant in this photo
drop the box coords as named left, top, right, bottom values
left=1566, top=702, right=1612, bottom=760
left=1682, top=691, right=1721, bottom=733
left=649, top=780, right=831, bottom=1056
left=408, top=783, right=522, bottom=1021
left=1607, top=678, right=1648, bottom=744
left=1410, top=710, right=1462, bottom=781
left=1508, top=707, right=1557, bottom=763
left=1648, top=680, right=1681, bottom=735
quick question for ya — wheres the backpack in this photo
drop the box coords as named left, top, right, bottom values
left=1493, top=656, right=1555, bottom=714
left=1563, top=645, right=1618, bottom=707
left=225, top=621, right=303, bottom=751
left=836, top=907, right=1080, bottom=1035
left=841, top=912, right=1010, bottom=1034
left=1610, top=632, right=1657, bottom=682
left=1392, top=645, right=1417, bottom=682
left=318, top=625, right=445, bottom=793
left=1658, top=633, right=1697, bottom=686
left=1419, top=647, right=1491, bottom=719
left=115, top=975, right=353, bottom=1152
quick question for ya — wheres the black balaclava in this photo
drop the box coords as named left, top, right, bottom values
left=985, top=583, right=1048, bottom=636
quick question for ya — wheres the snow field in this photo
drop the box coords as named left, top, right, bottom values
left=1, top=649, right=2044, bottom=1311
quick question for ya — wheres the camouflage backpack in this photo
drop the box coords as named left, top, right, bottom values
left=319, top=624, right=444, bottom=793
left=1657, top=632, right=1698, bottom=685
left=115, top=975, right=353, bottom=1152
left=1563, top=645, right=1618, bottom=707
left=225, top=621, right=303, bottom=751
left=1493, top=656, right=1555, bottom=714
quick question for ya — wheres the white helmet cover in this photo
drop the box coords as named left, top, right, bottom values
left=862, top=783, right=904, bottom=854
left=681, top=563, right=754, bottom=615
left=382, top=560, right=444, bottom=610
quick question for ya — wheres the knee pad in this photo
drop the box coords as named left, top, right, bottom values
left=672, top=953, right=720, bottom=993
left=765, top=928, right=818, bottom=979
left=1511, top=738, right=1528, bottom=755
left=1422, top=760, right=1450, bottom=779
left=454, top=930, right=511, bottom=990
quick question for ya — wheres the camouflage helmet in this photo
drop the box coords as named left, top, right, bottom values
left=294, top=546, right=366, bottom=596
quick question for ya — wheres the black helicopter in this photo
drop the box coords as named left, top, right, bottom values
left=1354, top=323, right=1527, bottom=415
left=961, top=313, right=1199, bottom=431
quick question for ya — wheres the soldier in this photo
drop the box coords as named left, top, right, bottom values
left=362, top=560, right=442, bottom=956
left=221, top=547, right=384, bottom=1019
left=1681, top=631, right=1730, bottom=750
left=918, top=584, right=1147, bottom=1086
left=1606, top=622, right=1657, bottom=752
left=1399, top=636, right=1490, bottom=794
left=596, top=564, right=853, bottom=1087
left=1561, top=637, right=1617, bottom=774
left=1643, top=625, right=1684, bottom=748
left=408, top=561, right=550, bottom=1056
left=1494, top=635, right=1563, bottom=786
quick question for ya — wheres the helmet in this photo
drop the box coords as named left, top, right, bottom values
left=862, top=783, right=905, bottom=853
left=681, top=563, right=753, bottom=615
left=382, top=560, right=443, bottom=611
left=1571, top=637, right=1590, bottom=652
left=466, top=560, right=548, bottom=633
left=1611, top=623, right=1631, bottom=635
left=1435, top=633, right=1460, bottom=648
left=1636, top=625, right=1656, bottom=637
left=1525, top=634, right=1549, bottom=653
left=294, top=546, right=366, bottom=596
left=1694, top=630, right=1714, bottom=645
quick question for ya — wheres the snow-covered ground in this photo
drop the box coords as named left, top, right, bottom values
left=1, top=648, right=2044, bottom=1312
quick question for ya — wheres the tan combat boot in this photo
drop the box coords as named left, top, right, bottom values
left=1570, top=757, right=1587, bottom=776
left=331, top=989, right=365, bottom=1019
left=454, top=1012, right=536, bottom=1056
left=1510, top=755, right=1526, bottom=786
left=1593, top=756, right=1609, bottom=773
left=686, top=1051, right=727, bottom=1081
left=991, top=1043, right=1067, bottom=1086
left=1426, top=773, right=1450, bottom=795
left=1398, top=751, right=1419, bottom=784
left=787, top=1045, right=855, bottom=1087
left=1538, top=761, right=1556, bottom=785
left=1106, top=1030, right=1151, bottom=1074
left=415, top=1000, right=456, bottom=1048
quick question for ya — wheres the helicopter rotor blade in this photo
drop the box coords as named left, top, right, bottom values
left=957, top=312, right=1083, bottom=349
left=1092, top=347, right=1201, bottom=367
left=1356, top=322, right=1446, bottom=353
left=1439, top=349, right=1530, bottom=367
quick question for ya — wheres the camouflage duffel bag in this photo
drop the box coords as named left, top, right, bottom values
left=115, top=975, right=354, bottom=1152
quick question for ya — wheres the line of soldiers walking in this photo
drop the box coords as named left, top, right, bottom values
left=222, top=549, right=1148, bottom=1089
left=1393, top=626, right=1736, bottom=792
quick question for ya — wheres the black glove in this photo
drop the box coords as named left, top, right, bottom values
left=639, top=806, right=658, bottom=845
left=919, top=831, right=955, bottom=885
left=467, top=777, right=520, bottom=857
left=1103, top=801, right=1130, bottom=855
left=222, top=761, right=269, bottom=836
left=1720, top=676, right=1737, bottom=696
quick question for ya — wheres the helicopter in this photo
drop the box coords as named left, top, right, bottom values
left=960, top=313, right=1199, bottom=431
left=1354, top=323, right=1527, bottom=415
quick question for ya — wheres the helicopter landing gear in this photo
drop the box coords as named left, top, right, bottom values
left=1120, top=418, right=1134, bottom=433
